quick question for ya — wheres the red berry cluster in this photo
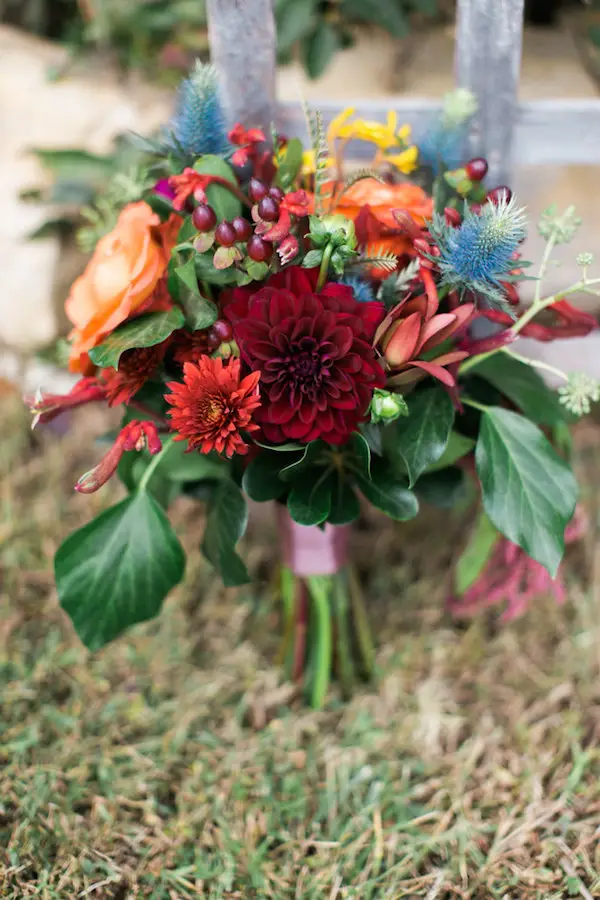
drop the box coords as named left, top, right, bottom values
left=191, top=177, right=285, bottom=262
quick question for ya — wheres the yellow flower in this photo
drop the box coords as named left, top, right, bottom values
left=301, top=149, right=335, bottom=176
left=326, top=106, right=419, bottom=173
left=384, top=145, right=419, bottom=175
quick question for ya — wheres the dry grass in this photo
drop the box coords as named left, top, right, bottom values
left=1, top=395, right=600, bottom=899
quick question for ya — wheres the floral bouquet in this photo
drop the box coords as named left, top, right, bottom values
left=29, top=65, right=599, bottom=706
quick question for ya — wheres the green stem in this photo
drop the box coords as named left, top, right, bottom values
left=306, top=576, right=332, bottom=709
left=278, top=566, right=296, bottom=677
left=139, top=435, right=174, bottom=493
left=332, top=572, right=354, bottom=699
left=209, top=175, right=253, bottom=209
left=459, top=348, right=498, bottom=376
left=503, top=347, right=568, bottom=383
left=348, top=568, right=375, bottom=680
left=316, top=243, right=334, bottom=292
left=534, top=235, right=556, bottom=304
left=462, top=397, right=489, bottom=413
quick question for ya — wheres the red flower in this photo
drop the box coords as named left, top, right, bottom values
left=166, top=357, right=261, bottom=457
left=228, top=124, right=266, bottom=166
left=25, top=376, right=106, bottom=427
left=224, top=267, right=385, bottom=445
left=479, top=298, right=597, bottom=342
left=170, top=329, right=212, bottom=365
left=168, top=168, right=215, bottom=211
left=103, top=342, right=168, bottom=407
left=75, top=420, right=162, bottom=494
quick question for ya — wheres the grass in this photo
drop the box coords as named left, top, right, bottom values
left=1, top=394, right=600, bottom=899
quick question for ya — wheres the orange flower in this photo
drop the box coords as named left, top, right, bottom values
left=65, top=203, right=179, bottom=373
left=334, top=179, right=433, bottom=257
left=166, top=357, right=261, bottom=458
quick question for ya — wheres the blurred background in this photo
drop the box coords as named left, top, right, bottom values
left=2, top=3, right=600, bottom=897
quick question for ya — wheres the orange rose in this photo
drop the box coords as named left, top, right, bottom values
left=66, top=202, right=178, bottom=373
left=332, top=179, right=433, bottom=257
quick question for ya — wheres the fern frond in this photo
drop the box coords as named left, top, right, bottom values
left=343, top=169, right=385, bottom=191
left=302, top=102, right=329, bottom=215
left=347, top=248, right=398, bottom=274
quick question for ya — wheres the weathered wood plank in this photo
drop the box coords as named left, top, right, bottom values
left=455, top=0, right=525, bottom=185
left=207, top=0, right=276, bottom=131
left=277, top=98, right=600, bottom=167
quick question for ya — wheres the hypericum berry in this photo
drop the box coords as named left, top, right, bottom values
left=247, top=234, right=273, bottom=262
left=465, top=157, right=488, bottom=182
left=206, top=330, right=222, bottom=351
left=215, top=221, right=237, bottom=247
left=211, top=319, right=234, bottom=342
left=192, top=204, right=217, bottom=233
left=232, top=216, right=252, bottom=241
left=486, top=185, right=513, bottom=205
left=444, top=207, right=462, bottom=227
left=248, top=178, right=268, bottom=203
left=269, top=186, right=284, bottom=202
left=257, top=196, right=279, bottom=222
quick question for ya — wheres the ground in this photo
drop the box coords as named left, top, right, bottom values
left=1, top=395, right=600, bottom=899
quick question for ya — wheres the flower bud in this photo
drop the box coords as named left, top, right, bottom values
left=370, top=388, right=409, bottom=424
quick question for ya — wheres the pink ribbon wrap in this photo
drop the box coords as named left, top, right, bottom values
left=277, top=506, right=350, bottom=577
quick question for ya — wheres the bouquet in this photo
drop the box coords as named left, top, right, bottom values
left=29, top=65, right=599, bottom=707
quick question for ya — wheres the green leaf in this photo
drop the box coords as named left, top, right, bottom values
left=201, top=482, right=250, bottom=586
left=195, top=251, right=240, bottom=286
left=181, top=294, right=218, bottom=331
left=476, top=407, right=578, bottom=576
left=426, top=431, right=475, bottom=472
left=360, top=422, right=383, bottom=456
left=88, top=308, right=185, bottom=369
left=175, top=256, right=201, bottom=295
left=328, top=479, right=361, bottom=525
left=276, top=138, right=304, bottom=190
left=301, top=23, right=341, bottom=79
left=287, top=470, right=333, bottom=526
left=244, top=260, right=270, bottom=282
left=242, top=453, right=288, bottom=502
left=55, top=492, right=185, bottom=650
left=276, top=0, right=318, bottom=52
left=193, top=155, right=241, bottom=221
left=455, top=510, right=500, bottom=595
left=303, top=249, right=324, bottom=268
left=157, top=440, right=228, bottom=483
left=346, top=433, right=371, bottom=480
left=416, top=468, right=466, bottom=509
left=391, top=387, right=455, bottom=486
left=471, top=353, right=565, bottom=426
left=356, top=460, right=419, bottom=521
left=279, top=441, right=326, bottom=482
left=30, top=147, right=114, bottom=184
left=341, top=0, right=409, bottom=37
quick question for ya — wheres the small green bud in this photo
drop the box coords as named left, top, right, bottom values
left=576, top=252, right=594, bottom=268
left=538, top=204, right=581, bottom=244
left=370, top=389, right=409, bottom=424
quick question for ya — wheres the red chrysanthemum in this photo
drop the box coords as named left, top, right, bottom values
left=224, top=267, right=385, bottom=445
left=103, top=342, right=168, bottom=407
left=166, top=357, right=261, bottom=457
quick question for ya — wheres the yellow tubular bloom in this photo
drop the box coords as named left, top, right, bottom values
left=326, top=106, right=419, bottom=173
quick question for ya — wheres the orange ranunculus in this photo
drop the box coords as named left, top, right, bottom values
left=66, top=202, right=179, bottom=373
left=334, top=179, right=433, bottom=257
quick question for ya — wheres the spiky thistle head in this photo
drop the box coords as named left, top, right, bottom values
left=430, top=195, right=527, bottom=305
left=417, top=90, right=477, bottom=173
left=340, top=274, right=375, bottom=304
left=165, top=62, right=230, bottom=159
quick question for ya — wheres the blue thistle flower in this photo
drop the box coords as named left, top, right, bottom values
left=341, top=275, right=375, bottom=304
left=165, top=62, right=230, bottom=159
left=431, top=196, right=527, bottom=305
left=417, top=121, right=468, bottom=174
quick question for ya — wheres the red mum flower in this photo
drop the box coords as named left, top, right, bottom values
left=103, top=343, right=168, bottom=407
left=224, top=267, right=385, bottom=445
left=166, top=357, right=261, bottom=457
left=170, top=329, right=212, bottom=365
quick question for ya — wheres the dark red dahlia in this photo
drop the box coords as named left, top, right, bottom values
left=224, top=267, right=385, bottom=445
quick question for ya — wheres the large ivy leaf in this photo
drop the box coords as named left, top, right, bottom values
left=194, top=155, right=241, bottom=221
left=472, top=353, right=565, bottom=426
left=88, top=308, right=185, bottom=369
left=201, top=482, right=250, bottom=586
left=426, top=431, right=475, bottom=472
left=356, top=460, right=419, bottom=521
left=475, top=407, right=578, bottom=576
left=55, top=492, right=185, bottom=650
left=391, top=387, right=455, bottom=486
left=287, top=470, right=334, bottom=526
left=242, top=453, right=288, bottom=502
